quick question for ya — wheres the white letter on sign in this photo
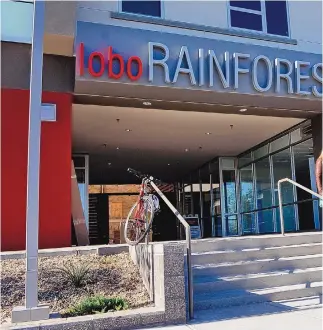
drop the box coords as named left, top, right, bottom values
left=148, top=42, right=170, bottom=83
left=312, top=63, right=322, bottom=97
left=173, top=46, right=197, bottom=85
left=233, top=53, right=250, bottom=89
left=209, top=50, right=230, bottom=88
left=275, top=58, right=293, bottom=94
left=295, top=61, right=311, bottom=96
left=252, top=55, right=273, bottom=92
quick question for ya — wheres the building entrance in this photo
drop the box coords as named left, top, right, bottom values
left=72, top=105, right=321, bottom=243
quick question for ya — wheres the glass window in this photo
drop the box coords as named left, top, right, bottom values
left=226, top=215, right=238, bottom=236
left=73, top=156, right=86, bottom=168
left=222, top=170, right=237, bottom=214
left=270, top=134, right=290, bottom=153
left=229, top=0, right=289, bottom=37
left=253, top=144, right=269, bottom=161
left=293, top=139, right=314, bottom=202
left=183, top=183, right=193, bottom=216
left=272, top=148, right=294, bottom=205
left=190, top=171, right=201, bottom=218
left=242, top=213, right=257, bottom=235
left=272, top=148, right=296, bottom=232
left=200, top=166, right=212, bottom=238
left=290, top=128, right=302, bottom=144
left=258, top=209, right=274, bottom=233
left=1, top=0, right=33, bottom=44
left=265, top=1, right=289, bottom=37
left=254, top=157, right=272, bottom=211
left=122, top=1, right=161, bottom=17
left=230, top=1, right=261, bottom=11
left=211, top=160, right=221, bottom=236
left=240, top=165, right=254, bottom=212
left=230, top=10, right=263, bottom=31
left=238, top=152, right=252, bottom=168
left=276, top=205, right=296, bottom=232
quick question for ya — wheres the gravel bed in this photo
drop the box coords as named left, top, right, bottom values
left=0, top=252, right=151, bottom=323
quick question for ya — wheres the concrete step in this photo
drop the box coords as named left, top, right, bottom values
left=193, top=254, right=322, bottom=277
left=192, top=242, right=322, bottom=265
left=194, top=281, right=323, bottom=310
left=194, top=267, right=323, bottom=293
left=191, top=232, right=322, bottom=253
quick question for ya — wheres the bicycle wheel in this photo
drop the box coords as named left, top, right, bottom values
left=124, top=196, right=155, bottom=245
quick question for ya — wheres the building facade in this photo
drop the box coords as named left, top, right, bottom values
left=1, top=0, right=322, bottom=251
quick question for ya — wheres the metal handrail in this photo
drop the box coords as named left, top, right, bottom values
left=127, top=168, right=194, bottom=319
left=149, top=180, right=194, bottom=320
left=278, top=178, right=323, bottom=235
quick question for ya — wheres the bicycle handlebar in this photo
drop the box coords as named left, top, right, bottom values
left=127, top=168, right=147, bottom=179
left=127, top=168, right=164, bottom=185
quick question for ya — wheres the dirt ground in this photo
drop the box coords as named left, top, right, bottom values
left=0, top=252, right=150, bottom=323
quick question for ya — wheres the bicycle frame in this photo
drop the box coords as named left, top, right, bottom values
left=134, top=178, right=150, bottom=221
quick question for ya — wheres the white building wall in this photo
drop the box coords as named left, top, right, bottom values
left=77, top=0, right=322, bottom=54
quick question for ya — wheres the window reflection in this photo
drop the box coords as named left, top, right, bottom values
left=293, top=139, right=318, bottom=231
left=200, top=166, right=212, bottom=238
left=240, top=165, right=254, bottom=213
left=272, top=148, right=295, bottom=232
left=255, top=157, right=272, bottom=209
left=211, top=160, right=221, bottom=236
left=223, top=170, right=237, bottom=214
left=242, top=213, right=256, bottom=234
left=258, top=209, right=274, bottom=233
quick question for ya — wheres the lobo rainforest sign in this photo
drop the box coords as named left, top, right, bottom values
left=76, top=22, right=322, bottom=98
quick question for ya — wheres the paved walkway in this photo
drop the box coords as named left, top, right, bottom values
left=140, top=299, right=323, bottom=330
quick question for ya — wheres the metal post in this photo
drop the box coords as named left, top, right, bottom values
left=11, top=1, right=49, bottom=323
left=25, top=0, right=45, bottom=309
left=277, top=181, right=285, bottom=236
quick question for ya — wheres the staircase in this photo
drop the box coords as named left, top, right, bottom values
left=191, top=232, right=322, bottom=311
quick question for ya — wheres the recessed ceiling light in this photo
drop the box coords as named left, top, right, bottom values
left=167, top=163, right=171, bottom=166
left=116, top=147, right=120, bottom=150
left=143, top=101, right=152, bottom=106
left=185, top=148, right=189, bottom=152
left=125, top=129, right=132, bottom=132
left=205, top=132, right=212, bottom=135
left=240, top=108, right=248, bottom=112
left=108, top=162, right=112, bottom=166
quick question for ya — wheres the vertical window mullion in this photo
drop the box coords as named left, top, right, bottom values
left=261, top=0, right=267, bottom=33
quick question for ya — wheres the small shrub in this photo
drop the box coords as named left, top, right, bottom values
left=65, top=295, right=128, bottom=317
left=56, top=261, right=91, bottom=288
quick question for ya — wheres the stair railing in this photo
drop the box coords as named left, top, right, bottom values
left=278, top=178, right=323, bottom=235
left=149, top=180, right=194, bottom=320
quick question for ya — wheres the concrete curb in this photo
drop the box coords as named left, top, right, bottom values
left=6, top=307, right=175, bottom=330
left=1, top=245, right=129, bottom=260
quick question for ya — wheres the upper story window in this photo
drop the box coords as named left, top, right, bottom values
left=121, top=0, right=161, bottom=17
left=229, top=1, right=289, bottom=37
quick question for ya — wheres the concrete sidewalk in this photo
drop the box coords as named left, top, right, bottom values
left=139, top=300, right=323, bottom=330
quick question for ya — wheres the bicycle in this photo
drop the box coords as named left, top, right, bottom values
left=124, top=168, right=161, bottom=245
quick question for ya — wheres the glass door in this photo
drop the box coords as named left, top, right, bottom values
left=219, top=157, right=239, bottom=236
left=210, top=159, right=222, bottom=236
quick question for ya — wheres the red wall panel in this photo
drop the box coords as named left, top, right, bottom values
left=1, top=88, right=72, bottom=251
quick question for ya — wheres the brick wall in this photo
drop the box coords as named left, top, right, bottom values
left=89, top=184, right=140, bottom=194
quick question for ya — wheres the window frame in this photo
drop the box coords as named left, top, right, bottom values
left=119, top=0, right=164, bottom=19
left=227, top=0, right=291, bottom=38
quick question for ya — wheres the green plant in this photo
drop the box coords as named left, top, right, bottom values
left=65, top=295, right=128, bottom=317
left=56, top=261, right=91, bottom=288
